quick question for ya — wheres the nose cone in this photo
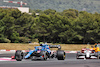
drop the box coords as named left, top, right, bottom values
left=86, top=53, right=90, bottom=58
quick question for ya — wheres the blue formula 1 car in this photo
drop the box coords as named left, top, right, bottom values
left=15, top=44, right=66, bottom=61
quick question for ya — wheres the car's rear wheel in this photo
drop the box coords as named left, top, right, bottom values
left=97, top=52, right=100, bottom=59
left=31, top=51, right=48, bottom=61
left=31, top=56, right=36, bottom=61
left=43, top=52, right=48, bottom=60
left=57, top=50, right=65, bottom=60
left=95, top=52, right=100, bottom=59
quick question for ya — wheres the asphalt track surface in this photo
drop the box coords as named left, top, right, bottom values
left=0, top=52, right=100, bottom=67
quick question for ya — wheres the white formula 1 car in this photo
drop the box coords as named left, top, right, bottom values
left=76, top=48, right=97, bottom=59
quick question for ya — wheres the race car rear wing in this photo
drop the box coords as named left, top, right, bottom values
left=49, top=45, right=61, bottom=50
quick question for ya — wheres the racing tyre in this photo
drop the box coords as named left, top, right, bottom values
left=95, top=52, right=98, bottom=57
left=37, top=51, right=48, bottom=60
left=97, top=52, right=100, bottom=59
left=76, top=52, right=81, bottom=59
left=31, top=56, right=36, bottom=61
left=43, top=52, right=48, bottom=60
left=95, top=52, right=100, bottom=59
left=15, top=50, right=23, bottom=61
left=57, top=50, right=65, bottom=60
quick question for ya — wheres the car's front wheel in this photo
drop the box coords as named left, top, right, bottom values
left=15, top=50, right=23, bottom=61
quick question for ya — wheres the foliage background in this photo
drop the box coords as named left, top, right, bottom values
left=0, top=8, right=100, bottom=44
left=0, top=0, right=100, bottom=13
